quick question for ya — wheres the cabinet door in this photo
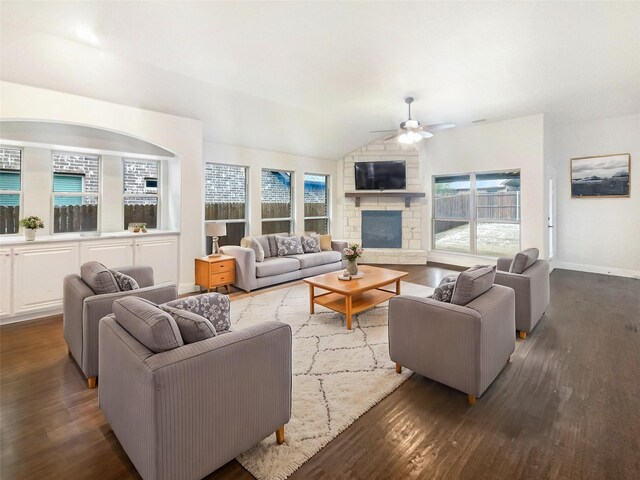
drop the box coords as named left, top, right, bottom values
left=0, top=248, right=12, bottom=317
left=13, top=243, right=80, bottom=314
left=80, top=239, right=134, bottom=267
left=134, top=236, right=178, bottom=285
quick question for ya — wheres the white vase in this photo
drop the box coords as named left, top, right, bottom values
left=24, top=229, right=36, bottom=241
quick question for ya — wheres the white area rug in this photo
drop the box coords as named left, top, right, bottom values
left=231, top=281, right=434, bottom=480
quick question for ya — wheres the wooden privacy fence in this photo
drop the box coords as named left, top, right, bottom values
left=0, top=206, right=19, bottom=235
left=54, top=205, right=98, bottom=233
left=124, top=204, right=158, bottom=229
left=435, top=192, right=520, bottom=222
left=205, top=202, right=327, bottom=220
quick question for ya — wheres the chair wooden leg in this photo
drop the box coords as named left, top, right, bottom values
left=518, top=331, right=527, bottom=340
left=87, top=377, right=97, bottom=389
left=395, top=363, right=402, bottom=374
left=467, top=395, right=476, bottom=406
left=276, top=425, right=285, bottom=445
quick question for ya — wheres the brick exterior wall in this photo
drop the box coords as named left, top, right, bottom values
left=123, top=159, right=159, bottom=195
left=205, top=164, right=246, bottom=203
left=261, top=170, right=292, bottom=203
left=0, top=147, right=21, bottom=171
left=53, top=153, right=99, bottom=193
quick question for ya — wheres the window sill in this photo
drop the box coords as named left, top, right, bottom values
left=0, top=230, right=180, bottom=246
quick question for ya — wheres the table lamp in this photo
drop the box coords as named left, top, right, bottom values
left=205, top=222, right=227, bottom=257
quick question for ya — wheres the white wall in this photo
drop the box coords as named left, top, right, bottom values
left=421, top=114, right=546, bottom=266
left=0, top=81, right=203, bottom=292
left=203, top=142, right=340, bottom=237
left=550, top=114, right=640, bottom=277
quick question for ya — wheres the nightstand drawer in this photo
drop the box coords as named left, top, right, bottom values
left=210, top=271, right=234, bottom=286
left=212, top=259, right=235, bottom=273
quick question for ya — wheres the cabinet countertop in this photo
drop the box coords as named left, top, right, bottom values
left=0, top=230, right=180, bottom=246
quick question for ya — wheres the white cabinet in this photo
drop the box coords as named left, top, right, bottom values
left=13, top=243, right=80, bottom=315
left=134, top=236, right=179, bottom=285
left=80, top=239, right=135, bottom=267
left=0, top=248, right=12, bottom=316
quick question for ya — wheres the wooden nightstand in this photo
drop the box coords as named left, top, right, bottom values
left=195, top=255, right=235, bottom=293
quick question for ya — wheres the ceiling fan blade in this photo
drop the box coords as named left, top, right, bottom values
left=370, top=129, right=398, bottom=133
left=421, top=123, right=455, bottom=131
left=418, top=130, right=434, bottom=139
left=384, top=133, right=399, bottom=141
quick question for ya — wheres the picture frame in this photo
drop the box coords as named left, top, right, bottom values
left=570, top=153, right=630, bottom=198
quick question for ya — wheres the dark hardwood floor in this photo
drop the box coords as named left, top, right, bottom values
left=1, top=265, right=638, bottom=479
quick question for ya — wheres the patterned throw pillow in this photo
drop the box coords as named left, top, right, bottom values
left=162, top=293, right=231, bottom=333
left=431, top=273, right=459, bottom=303
left=110, top=269, right=140, bottom=291
left=275, top=235, right=304, bottom=256
left=240, top=236, right=265, bottom=262
left=159, top=305, right=217, bottom=343
left=300, top=235, right=321, bottom=254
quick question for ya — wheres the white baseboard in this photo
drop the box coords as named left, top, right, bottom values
left=1, top=307, right=62, bottom=325
left=553, top=261, right=640, bottom=279
left=179, top=282, right=200, bottom=295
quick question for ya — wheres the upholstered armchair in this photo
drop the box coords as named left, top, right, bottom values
left=388, top=284, right=515, bottom=405
left=99, top=296, right=292, bottom=480
left=495, top=254, right=550, bottom=339
left=63, top=264, right=177, bottom=388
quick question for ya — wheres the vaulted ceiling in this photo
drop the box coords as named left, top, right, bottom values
left=1, top=1, right=639, bottom=160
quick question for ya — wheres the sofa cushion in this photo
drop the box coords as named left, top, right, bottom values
left=275, top=235, right=304, bottom=256
left=255, top=257, right=301, bottom=278
left=159, top=305, right=217, bottom=343
left=319, top=234, right=333, bottom=251
left=301, top=234, right=321, bottom=254
left=451, top=265, right=496, bottom=306
left=267, top=234, right=290, bottom=256
left=241, top=237, right=265, bottom=262
left=509, top=248, right=540, bottom=274
left=162, top=293, right=231, bottom=333
left=113, top=297, right=184, bottom=353
left=81, top=261, right=119, bottom=295
left=291, top=251, right=342, bottom=269
left=110, top=269, right=140, bottom=291
left=253, top=235, right=272, bottom=258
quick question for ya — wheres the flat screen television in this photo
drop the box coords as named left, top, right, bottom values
left=354, top=160, right=406, bottom=190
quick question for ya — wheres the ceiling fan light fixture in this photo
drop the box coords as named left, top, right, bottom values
left=408, top=131, right=423, bottom=142
left=405, top=119, right=419, bottom=129
left=398, top=133, right=411, bottom=144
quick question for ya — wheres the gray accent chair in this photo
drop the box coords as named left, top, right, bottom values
left=98, top=300, right=292, bottom=480
left=63, top=265, right=177, bottom=388
left=388, top=285, right=515, bottom=405
left=221, top=237, right=348, bottom=292
left=495, top=257, right=550, bottom=339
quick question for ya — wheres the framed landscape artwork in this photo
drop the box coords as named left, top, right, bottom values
left=570, top=153, right=630, bottom=198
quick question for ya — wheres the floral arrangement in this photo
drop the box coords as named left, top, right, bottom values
left=342, top=243, right=364, bottom=261
left=19, top=216, right=45, bottom=230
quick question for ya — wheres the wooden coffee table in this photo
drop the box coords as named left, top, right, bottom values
left=304, top=265, right=408, bottom=330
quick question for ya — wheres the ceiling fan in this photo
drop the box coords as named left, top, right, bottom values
left=371, top=97, right=455, bottom=144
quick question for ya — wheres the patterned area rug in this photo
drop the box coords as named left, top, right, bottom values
left=231, top=281, right=434, bottom=480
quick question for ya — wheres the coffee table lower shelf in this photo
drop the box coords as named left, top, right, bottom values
left=311, top=288, right=397, bottom=329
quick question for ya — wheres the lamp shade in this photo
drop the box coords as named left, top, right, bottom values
left=205, top=222, right=227, bottom=237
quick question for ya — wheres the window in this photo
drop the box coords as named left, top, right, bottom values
left=433, top=170, right=520, bottom=257
left=0, top=147, right=22, bottom=235
left=204, top=163, right=248, bottom=247
left=123, top=159, right=160, bottom=229
left=52, top=152, right=99, bottom=233
left=304, top=174, right=329, bottom=234
left=261, top=169, right=293, bottom=234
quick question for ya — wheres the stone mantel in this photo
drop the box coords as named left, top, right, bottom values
left=345, top=191, right=426, bottom=208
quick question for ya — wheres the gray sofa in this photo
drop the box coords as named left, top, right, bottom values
left=495, top=256, right=550, bottom=338
left=221, top=235, right=348, bottom=292
left=63, top=264, right=177, bottom=388
left=99, top=295, right=292, bottom=480
left=388, top=284, right=515, bottom=405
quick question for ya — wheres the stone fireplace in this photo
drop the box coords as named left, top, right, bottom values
left=362, top=211, right=402, bottom=248
left=342, top=139, right=428, bottom=264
